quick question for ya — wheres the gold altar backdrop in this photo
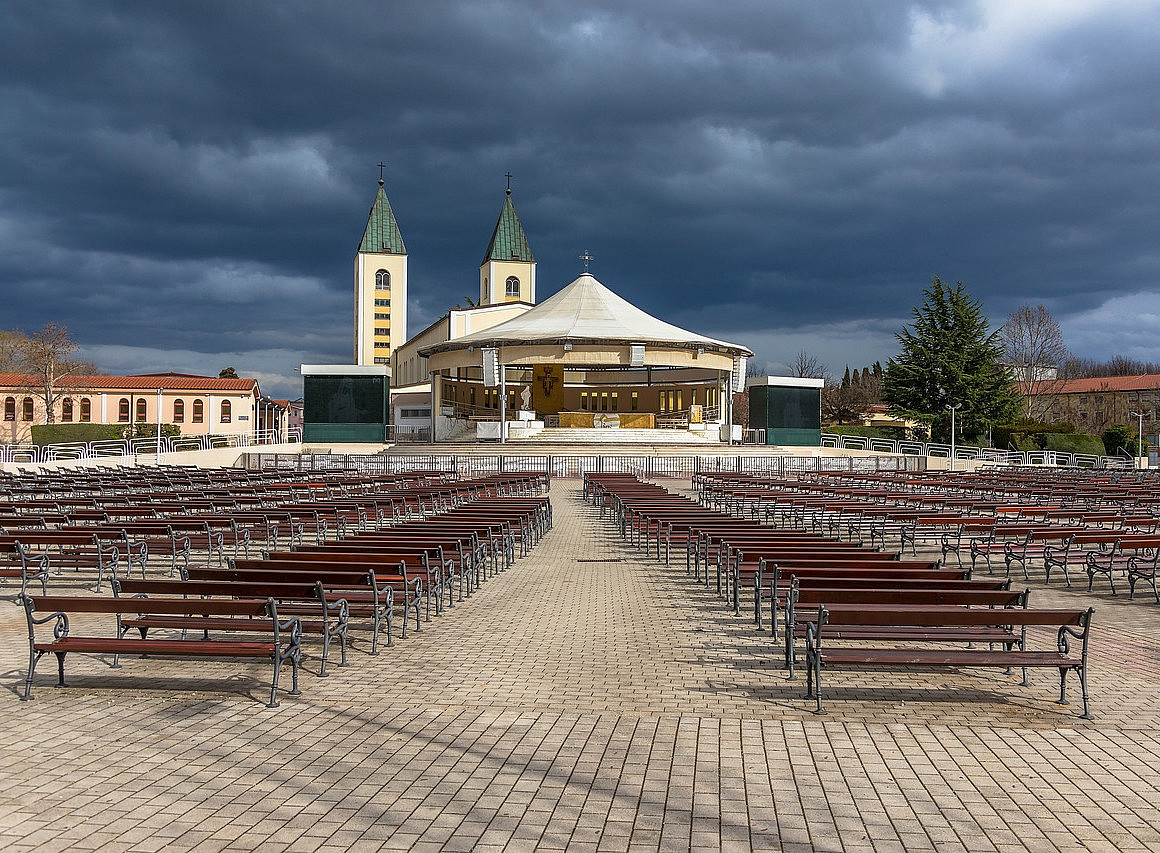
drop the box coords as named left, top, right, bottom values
left=531, top=364, right=565, bottom=414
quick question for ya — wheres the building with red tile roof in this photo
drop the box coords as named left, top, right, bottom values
left=1022, top=373, right=1160, bottom=435
left=1, top=372, right=287, bottom=444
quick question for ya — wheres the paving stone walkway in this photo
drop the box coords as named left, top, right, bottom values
left=1, top=482, right=1159, bottom=851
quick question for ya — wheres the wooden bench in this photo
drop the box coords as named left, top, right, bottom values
left=112, top=577, right=348, bottom=676
left=1, top=540, right=51, bottom=594
left=745, top=558, right=950, bottom=631
left=0, top=531, right=125, bottom=590
left=300, top=534, right=481, bottom=603
left=1086, top=535, right=1160, bottom=595
left=259, top=548, right=445, bottom=620
left=782, top=585, right=1031, bottom=673
left=1127, top=544, right=1160, bottom=603
left=800, top=604, right=1094, bottom=717
left=194, top=563, right=404, bottom=649
left=18, top=594, right=302, bottom=707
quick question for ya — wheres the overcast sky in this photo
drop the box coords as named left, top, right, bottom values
left=3, top=1, right=1158, bottom=399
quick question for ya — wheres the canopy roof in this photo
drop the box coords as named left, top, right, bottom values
left=419, top=273, right=752, bottom=358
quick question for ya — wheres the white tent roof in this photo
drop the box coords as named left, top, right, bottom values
left=420, top=273, right=752, bottom=357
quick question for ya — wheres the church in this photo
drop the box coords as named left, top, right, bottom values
left=351, top=173, right=759, bottom=444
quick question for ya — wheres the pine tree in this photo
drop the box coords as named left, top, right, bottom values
left=882, top=277, right=1019, bottom=442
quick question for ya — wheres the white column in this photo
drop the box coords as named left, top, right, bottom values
left=499, top=362, right=507, bottom=445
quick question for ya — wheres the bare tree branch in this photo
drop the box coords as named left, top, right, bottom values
left=1003, top=305, right=1067, bottom=420
left=791, top=350, right=829, bottom=381
left=14, top=323, right=91, bottom=425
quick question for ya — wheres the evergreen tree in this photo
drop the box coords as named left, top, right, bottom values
left=882, top=277, right=1019, bottom=442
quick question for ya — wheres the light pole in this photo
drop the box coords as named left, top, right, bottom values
left=156, top=388, right=163, bottom=461
left=946, top=403, right=962, bottom=472
left=1130, top=410, right=1144, bottom=467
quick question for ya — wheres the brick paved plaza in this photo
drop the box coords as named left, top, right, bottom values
left=2, top=480, right=1160, bottom=851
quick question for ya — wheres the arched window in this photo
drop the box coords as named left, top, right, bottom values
left=61, top=398, right=74, bottom=422
left=192, top=400, right=204, bottom=423
left=505, top=276, right=520, bottom=299
left=375, top=269, right=390, bottom=290
left=220, top=400, right=232, bottom=423
left=21, top=397, right=33, bottom=421
left=3, top=397, right=15, bottom=421
left=136, top=399, right=147, bottom=422
left=173, top=399, right=185, bottom=423
left=80, top=398, right=91, bottom=422
left=118, top=398, right=130, bottom=422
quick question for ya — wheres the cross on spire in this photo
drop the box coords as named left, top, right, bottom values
left=505, top=171, right=513, bottom=195
left=377, top=161, right=387, bottom=186
left=580, top=250, right=593, bottom=273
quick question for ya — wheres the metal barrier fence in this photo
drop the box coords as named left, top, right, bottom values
left=9, top=428, right=1133, bottom=470
left=819, top=432, right=1134, bottom=469
left=1, top=428, right=299, bottom=465
left=241, top=453, right=925, bottom=478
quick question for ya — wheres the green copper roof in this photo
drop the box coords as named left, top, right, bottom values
left=358, top=183, right=407, bottom=255
left=481, top=193, right=535, bottom=265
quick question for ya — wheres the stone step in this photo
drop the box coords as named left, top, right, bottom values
left=509, top=427, right=720, bottom=445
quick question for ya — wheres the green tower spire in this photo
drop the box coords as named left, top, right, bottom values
left=481, top=189, right=534, bottom=265
left=358, top=178, right=407, bottom=255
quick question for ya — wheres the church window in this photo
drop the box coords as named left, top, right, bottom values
left=220, top=400, right=232, bottom=423
left=193, top=400, right=204, bottom=423
left=118, top=398, right=130, bottom=422
left=174, top=399, right=185, bottom=423
left=505, top=276, right=520, bottom=298
left=3, top=397, right=15, bottom=421
left=375, top=270, right=390, bottom=290
left=80, top=398, right=91, bottom=422
left=62, top=398, right=73, bottom=421
left=136, top=399, right=147, bottom=422
left=21, top=397, right=33, bottom=421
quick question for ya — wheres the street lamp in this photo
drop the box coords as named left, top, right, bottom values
left=156, top=388, right=163, bottom=461
left=1130, top=410, right=1144, bottom=467
left=946, top=403, right=962, bottom=472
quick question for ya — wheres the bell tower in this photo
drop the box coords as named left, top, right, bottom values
left=479, top=173, right=536, bottom=306
left=354, top=165, right=408, bottom=365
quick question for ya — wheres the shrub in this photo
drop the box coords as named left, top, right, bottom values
left=1042, top=433, right=1106, bottom=456
left=32, top=424, right=125, bottom=445
left=1102, top=423, right=1143, bottom=457
left=31, top=423, right=181, bottom=446
left=993, top=420, right=1076, bottom=451
left=823, top=425, right=911, bottom=441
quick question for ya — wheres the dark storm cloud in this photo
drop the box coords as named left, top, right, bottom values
left=1, top=0, right=1158, bottom=396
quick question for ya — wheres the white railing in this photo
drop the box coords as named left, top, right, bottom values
left=2, top=428, right=299, bottom=465
left=821, top=432, right=1134, bottom=469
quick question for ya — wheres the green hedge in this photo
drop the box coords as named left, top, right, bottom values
left=1041, top=433, right=1106, bottom=456
left=32, top=424, right=125, bottom=445
left=823, top=425, right=910, bottom=440
left=993, top=421, right=1077, bottom=451
left=31, top=423, right=181, bottom=446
